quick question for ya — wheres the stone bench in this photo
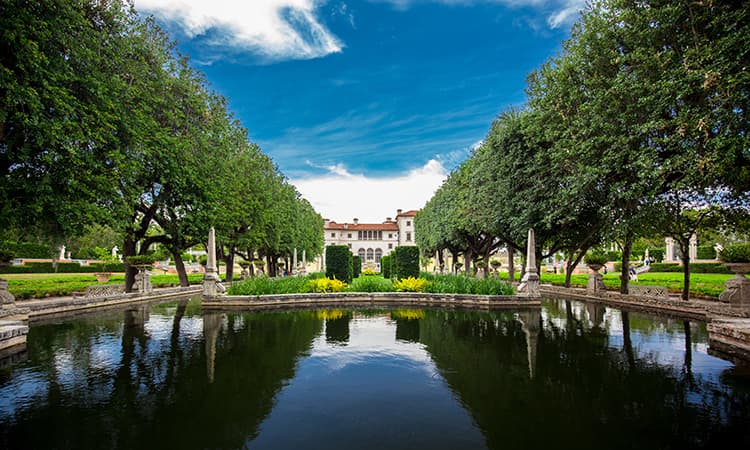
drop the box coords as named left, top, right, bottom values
left=85, top=284, right=126, bottom=299
left=628, top=284, right=669, bottom=300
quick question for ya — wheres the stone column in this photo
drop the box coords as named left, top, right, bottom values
left=292, top=248, right=298, bottom=275
left=586, top=267, right=606, bottom=295
left=689, top=233, right=698, bottom=261
left=518, top=229, right=540, bottom=298
left=302, top=250, right=306, bottom=274
left=202, top=227, right=225, bottom=299
left=665, top=237, right=675, bottom=262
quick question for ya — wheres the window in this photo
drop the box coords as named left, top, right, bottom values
left=378, top=231, right=382, bottom=240
left=388, top=243, right=393, bottom=249
left=348, top=233, right=352, bottom=238
left=331, top=232, right=336, bottom=238
left=407, top=221, right=411, bottom=226
left=358, top=249, right=365, bottom=260
left=388, top=233, right=392, bottom=239
left=406, top=232, right=411, bottom=241
left=358, top=231, right=362, bottom=240
left=348, top=243, right=352, bottom=248
left=367, top=248, right=374, bottom=261
left=375, top=248, right=382, bottom=263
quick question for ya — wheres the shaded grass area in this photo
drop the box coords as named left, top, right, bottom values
left=3, top=272, right=205, bottom=299
left=496, top=271, right=739, bottom=298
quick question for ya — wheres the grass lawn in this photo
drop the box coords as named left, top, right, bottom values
left=2, top=272, right=205, bottom=299
left=497, top=271, right=739, bottom=298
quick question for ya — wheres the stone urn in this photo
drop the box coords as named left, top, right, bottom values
left=719, top=263, right=750, bottom=306
left=133, top=264, right=153, bottom=294
left=586, top=264, right=606, bottom=295
left=95, top=272, right=111, bottom=283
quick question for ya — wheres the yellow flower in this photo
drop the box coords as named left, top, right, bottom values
left=393, top=276, right=427, bottom=292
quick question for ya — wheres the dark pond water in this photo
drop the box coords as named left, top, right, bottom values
left=1, top=298, right=749, bottom=449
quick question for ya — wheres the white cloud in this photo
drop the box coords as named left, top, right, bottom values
left=371, top=0, right=585, bottom=29
left=134, top=0, right=343, bottom=61
left=291, top=160, right=448, bottom=222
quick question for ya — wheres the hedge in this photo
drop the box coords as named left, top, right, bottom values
left=381, top=255, right=392, bottom=278
left=352, top=255, right=361, bottom=279
left=0, top=261, right=126, bottom=274
left=392, top=246, right=420, bottom=279
left=325, top=245, right=353, bottom=282
left=697, top=245, right=717, bottom=260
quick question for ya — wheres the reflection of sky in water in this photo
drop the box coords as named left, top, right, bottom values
left=248, top=314, right=487, bottom=450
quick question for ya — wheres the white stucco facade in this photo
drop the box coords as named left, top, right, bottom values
left=320, top=209, right=417, bottom=271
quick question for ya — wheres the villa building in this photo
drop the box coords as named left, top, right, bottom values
left=322, top=209, right=417, bottom=270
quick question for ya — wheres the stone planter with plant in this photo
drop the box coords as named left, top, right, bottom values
left=585, top=250, right=608, bottom=295
left=126, top=255, right=156, bottom=294
left=718, top=243, right=750, bottom=306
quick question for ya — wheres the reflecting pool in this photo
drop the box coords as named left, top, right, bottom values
left=1, top=298, right=749, bottom=449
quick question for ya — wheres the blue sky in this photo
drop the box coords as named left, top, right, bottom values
left=134, top=0, right=582, bottom=221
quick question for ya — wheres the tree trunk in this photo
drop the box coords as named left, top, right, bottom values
left=224, top=247, right=235, bottom=282
left=679, top=239, right=691, bottom=301
left=123, top=235, right=137, bottom=292
left=621, top=311, right=635, bottom=371
left=437, top=249, right=444, bottom=272
left=564, top=251, right=586, bottom=288
left=172, top=251, right=189, bottom=287
left=620, top=233, right=634, bottom=294
left=464, top=249, right=473, bottom=276
left=507, top=243, right=515, bottom=282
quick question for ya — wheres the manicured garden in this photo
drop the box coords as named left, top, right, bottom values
left=3, top=272, right=205, bottom=299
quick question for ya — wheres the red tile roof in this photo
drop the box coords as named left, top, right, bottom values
left=397, top=210, right=417, bottom=217
left=325, top=221, right=399, bottom=231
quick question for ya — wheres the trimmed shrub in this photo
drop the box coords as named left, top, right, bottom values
left=649, top=248, right=665, bottom=262
left=352, top=255, right=361, bottom=279
left=392, top=246, right=420, bottom=279
left=325, top=245, right=353, bottom=283
left=719, top=243, right=750, bottom=263
left=645, top=262, right=731, bottom=274
left=697, top=245, right=717, bottom=260
left=126, top=255, right=156, bottom=266
left=348, top=276, right=395, bottom=292
left=381, top=255, right=392, bottom=278
left=422, top=274, right=514, bottom=295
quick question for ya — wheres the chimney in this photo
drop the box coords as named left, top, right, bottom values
left=397, top=209, right=402, bottom=215
left=386, top=217, right=392, bottom=222
left=353, top=218, right=359, bottom=225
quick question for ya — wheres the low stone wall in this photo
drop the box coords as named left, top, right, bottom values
left=206, top=292, right=541, bottom=310
left=628, top=284, right=669, bottom=300
left=85, top=284, right=127, bottom=299
left=707, top=318, right=750, bottom=362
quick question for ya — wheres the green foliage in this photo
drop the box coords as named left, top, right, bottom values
left=381, top=255, right=392, bottom=279
left=392, top=246, right=420, bottom=279
left=325, top=245, right=353, bottom=283
left=347, top=276, right=395, bottom=292
left=352, top=256, right=361, bottom=279
left=696, top=245, right=715, bottom=260
left=126, top=255, right=156, bottom=266
left=719, top=243, right=750, bottom=263
left=227, top=275, right=313, bottom=296
left=422, top=273, right=515, bottom=295
left=584, top=250, right=609, bottom=266
left=616, top=262, right=731, bottom=274
left=0, top=241, right=54, bottom=259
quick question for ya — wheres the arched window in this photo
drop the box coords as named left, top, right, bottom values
left=375, top=248, right=382, bottom=263
left=358, top=248, right=365, bottom=261
left=367, top=248, right=374, bottom=261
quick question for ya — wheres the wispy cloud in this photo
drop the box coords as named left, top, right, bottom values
left=291, top=160, right=448, bottom=222
left=134, top=0, right=343, bottom=62
left=370, top=0, right=586, bottom=29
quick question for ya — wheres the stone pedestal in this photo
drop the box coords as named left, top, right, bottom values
left=587, top=272, right=606, bottom=295
left=720, top=263, right=750, bottom=307
left=0, top=279, right=15, bottom=308
left=134, top=266, right=153, bottom=294
left=689, top=233, right=698, bottom=261
left=202, top=227, right=225, bottom=299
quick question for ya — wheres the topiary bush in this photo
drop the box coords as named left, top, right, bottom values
left=392, top=246, right=420, bottom=279
left=381, top=255, right=392, bottom=278
left=352, top=255, right=361, bottom=279
left=126, top=255, right=156, bottom=266
left=326, top=245, right=353, bottom=283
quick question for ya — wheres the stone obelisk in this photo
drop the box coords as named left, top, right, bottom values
left=202, top=227, right=225, bottom=299
left=518, top=228, right=541, bottom=298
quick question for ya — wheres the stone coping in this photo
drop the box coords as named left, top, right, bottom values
left=18, top=285, right=201, bottom=321
left=204, top=292, right=541, bottom=310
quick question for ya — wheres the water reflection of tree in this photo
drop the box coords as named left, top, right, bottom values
left=0, top=306, right=323, bottom=449
left=417, top=308, right=750, bottom=450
